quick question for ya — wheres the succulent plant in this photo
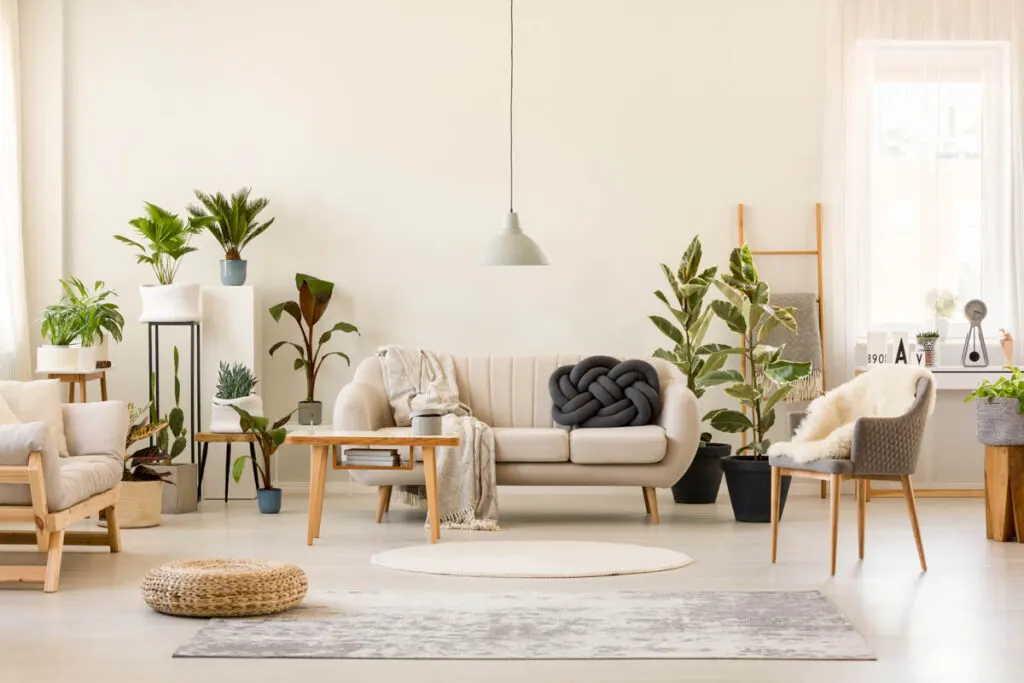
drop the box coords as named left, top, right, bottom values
left=216, top=361, right=258, bottom=400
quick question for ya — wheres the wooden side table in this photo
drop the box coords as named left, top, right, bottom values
left=194, top=432, right=260, bottom=502
left=984, top=445, right=1024, bottom=543
left=46, top=370, right=108, bottom=403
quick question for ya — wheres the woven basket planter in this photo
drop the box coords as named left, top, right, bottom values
left=976, top=398, right=1024, bottom=445
left=117, top=480, right=163, bottom=528
left=142, top=559, right=308, bottom=618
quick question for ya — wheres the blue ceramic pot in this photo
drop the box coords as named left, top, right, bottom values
left=257, top=487, right=282, bottom=514
left=220, top=259, right=248, bottom=286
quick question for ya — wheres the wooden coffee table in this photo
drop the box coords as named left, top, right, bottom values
left=284, top=428, right=459, bottom=546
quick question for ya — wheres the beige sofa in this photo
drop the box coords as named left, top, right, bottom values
left=333, top=355, right=700, bottom=522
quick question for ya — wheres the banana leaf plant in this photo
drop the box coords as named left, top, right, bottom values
left=229, top=406, right=294, bottom=490
left=703, top=245, right=812, bottom=458
left=649, top=236, right=724, bottom=443
left=269, top=274, right=359, bottom=403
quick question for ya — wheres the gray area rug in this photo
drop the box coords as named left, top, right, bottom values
left=174, top=590, right=874, bottom=660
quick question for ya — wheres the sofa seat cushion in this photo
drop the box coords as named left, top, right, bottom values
left=493, top=428, right=569, bottom=463
left=569, top=425, right=667, bottom=465
left=364, top=426, right=570, bottom=464
left=52, top=455, right=122, bottom=511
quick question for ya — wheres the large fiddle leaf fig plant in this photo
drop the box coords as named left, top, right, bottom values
left=269, top=274, right=359, bottom=403
left=703, top=245, right=812, bottom=457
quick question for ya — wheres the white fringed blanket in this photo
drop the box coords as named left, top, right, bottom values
left=767, top=365, right=935, bottom=463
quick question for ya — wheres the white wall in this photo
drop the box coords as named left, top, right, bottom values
left=24, top=0, right=841, bottom=484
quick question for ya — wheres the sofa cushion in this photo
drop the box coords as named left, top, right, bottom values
left=493, top=428, right=569, bottom=463
left=0, top=380, right=68, bottom=456
left=569, top=425, right=667, bottom=465
left=52, top=455, right=122, bottom=511
left=0, top=394, right=21, bottom=425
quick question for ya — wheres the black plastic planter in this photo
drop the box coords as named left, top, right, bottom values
left=720, top=455, right=791, bottom=523
left=671, top=442, right=730, bottom=503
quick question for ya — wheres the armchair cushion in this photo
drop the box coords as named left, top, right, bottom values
left=0, top=422, right=63, bottom=508
left=0, top=380, right=68, bottom=456
left=0, top=394, right=20, bottom=425
left=769, top=454, right=854, bottom=475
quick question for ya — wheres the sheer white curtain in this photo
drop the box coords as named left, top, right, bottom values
left=0, top=0, right=29, bottom=380
left=823, top=0, right=1024, bottom=381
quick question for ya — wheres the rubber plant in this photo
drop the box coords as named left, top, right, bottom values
left=649, top=235, right=723, bottom=444
left=229, top=406, right=294, bottom=490
left=188, top=187, right=275, bottom=261
left=704, top=245, right=812, bottom=458
left=269, top=274, right=359, bottom=404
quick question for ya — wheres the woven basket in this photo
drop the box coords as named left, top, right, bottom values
left=117, top=480, right=163, bottom=528
left=141, top=559, right=308, bottom=618
left=976, top=398, right=1024, bottom=445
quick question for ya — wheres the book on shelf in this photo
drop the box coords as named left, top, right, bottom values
left=341, top=448, right=403, bottom=467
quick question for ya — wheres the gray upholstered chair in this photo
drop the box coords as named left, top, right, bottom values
left=769, top=376, right=932, bottom=575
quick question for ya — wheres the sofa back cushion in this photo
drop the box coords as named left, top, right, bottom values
left=0, top=380, right=68, bottom=456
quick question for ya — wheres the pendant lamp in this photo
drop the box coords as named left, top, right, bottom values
left=480, top=0, right=549, bottom=266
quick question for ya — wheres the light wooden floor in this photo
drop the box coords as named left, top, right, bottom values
left=1, top=489, right=1021, bottom=682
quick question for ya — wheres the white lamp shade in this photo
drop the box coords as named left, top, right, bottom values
left=480, top=212, right=549, bottom=266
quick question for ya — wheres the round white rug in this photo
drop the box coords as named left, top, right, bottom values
left=370, top=541, right=693, bottom=578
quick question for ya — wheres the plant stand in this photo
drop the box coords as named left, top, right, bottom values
left=195, top=432, right=260, bottom=502
left=44, top=370, right=109, bottom=403
left=148, top=321, right=201, bottom=463
left=984, top=445, right=1024, bottom=543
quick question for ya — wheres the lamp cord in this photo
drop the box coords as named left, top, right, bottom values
left=509, top=0, right=514, bottom=213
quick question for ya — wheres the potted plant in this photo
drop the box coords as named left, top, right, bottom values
left=38, top=298, right=82, bottom=372
left=210, top=361, right=263, bottom=432
left=146, top=348, right=200, bottom=513
left=705, top=245, right=812, bottom=523
left=269, top=273, right=359, bottom=425
left=650, top=236, right=732, bottom=504
left=928, top=289, right=957, bottom=339
left=229, top=406, right=294, bottom=514
left=966, top=367, right=1024, bottom=445
left=58, top=277, right=124, bottom=369
left=115, top=202, right=213, bottom=322
left=916, top=331, right=940, bottom=368
left=99, top=402, right=171, bottom=529
left=188, top=187, right=275, bottom=286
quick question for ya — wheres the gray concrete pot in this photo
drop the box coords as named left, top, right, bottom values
left=220, top=259, right=248, bottom=286
left=976, top=398, right=1024, bottom=445
left=298, top=401, right=323, bottom=426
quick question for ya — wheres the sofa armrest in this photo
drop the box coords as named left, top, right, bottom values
left=333, top=382, right=394, bottom=431
left=655, top=380, right=700, bottom=486
left=62, top=401, right=128, bottom=463
left=0, top=422, right=63, bottom=507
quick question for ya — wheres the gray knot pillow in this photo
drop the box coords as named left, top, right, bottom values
left=549, top=356, right=662, bottom=428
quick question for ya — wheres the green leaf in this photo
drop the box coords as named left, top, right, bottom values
left=659, top=264, right=683, bottom=307
left=690, top=307, right=714, bottom=347
left=168, top=407, right=184, bottom=436
left=316, top=351, right=351, bottom=369
left=270, top=340, right=305, bottom=358
left=696, top=352, right=727, bottom=379
left=725, top=384, right=761, bottom=402
left=680, top=236, right=702, bottom=281
left=753, top=281, right=770, bottom=305
left=296, top=273, right=334, bottom=326
left=710, top=300, right=747, bottom=335
left=760, top=408, right=777, bottom=433
left=709, top=409, right=754, bottom=433
left=695, top=343, right=741, bottom=356
left=231, top=455, right=249, bottom=484
left=701, top=369, right=744, bottom=386
left=652, top=348, right=677, bottom=363
left=713, top=280, right=746, bottom=309
left=269, top=300, right=302, bottom=325
left=170, top=437, right=186, bottom=459
left=761, top=305, right=798, bottom=335
left=318, top=320, right=359, bottom=346
left=762, top=360, right=812, bottom=385
left=294, top=358, right=306, bottom=371
left=649, top=315, right=684, bottom=346
left=753, top=344, right=780, bottom=364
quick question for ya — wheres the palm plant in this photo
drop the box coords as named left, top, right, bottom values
left=269, top=274, right=359, bottom=403
left=115, top=203, right=213, bottom=284
left=57, top=278, right=124, bottom=346
left=188, top=188, right=275, bottom=260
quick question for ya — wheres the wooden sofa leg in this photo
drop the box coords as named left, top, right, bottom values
left=43, top=530, right=65, bottom=593
left=642, top=488, right=651, bottom=514
left=35, top=527, right=50, bottom=552
left=642, top=487, right=659, bottom=524
left=104, top=505, right=122, bottom=553
left=376, top=486, right=392, bottom=523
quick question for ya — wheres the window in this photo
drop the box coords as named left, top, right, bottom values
left=853, top=42, right=1011, bottom=337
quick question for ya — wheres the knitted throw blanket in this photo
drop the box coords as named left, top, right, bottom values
left=377, top=346, right=499, bottom=531
left=761, top=293, right=823, bottom=402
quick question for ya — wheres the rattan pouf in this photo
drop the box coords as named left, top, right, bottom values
left=142, top=559, right=308, bottom=618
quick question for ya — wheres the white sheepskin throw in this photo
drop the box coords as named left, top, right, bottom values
left=767, top=365, right=936, bottom=464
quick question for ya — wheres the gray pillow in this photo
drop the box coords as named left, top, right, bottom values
left=549, top=356, right=661, bottom=428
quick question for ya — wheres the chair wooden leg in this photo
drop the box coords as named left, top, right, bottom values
left=820, top=480, right=827, bottom=499
left=829, top=474, right=841, bottom=576
left=642, top=487, right=659, bottom=524
left=375, top=486, right=392, bottom=523
left=856, top=479, right=866, bottom=560
left=900, top=475, right=927, bottom=572
left=104, top=505, right=122, bottom=553
left=770, top=466, right=781, bottom=564
left=43, top=530, right=65, bottom=593
left=642, top=487, right=651, bottom=514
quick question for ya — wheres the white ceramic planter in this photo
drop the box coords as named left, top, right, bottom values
left=139, top=283, right=202, bottom=323
left=210, top=394, right=264, bottom=433
left=93, top=337, right=111, bottom=368
left=37, top=345, right=80, bottom=373
left=75, top=345, right=98, bottom=371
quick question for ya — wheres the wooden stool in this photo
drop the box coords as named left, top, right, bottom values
left=46, top=370, right=108, bottom=403
left=194, top=432, right=260, bottom=502
left=984, top=445, right=1024, bottom=543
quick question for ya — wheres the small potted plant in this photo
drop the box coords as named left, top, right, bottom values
left=115, top=202, right=213, bottom=322
left=104, top=402, right=172, bottom=528
left=966, top=367, right=1024, bottom=446
left=916, top=331, right=940, bottom=368
left=59, top=277, right=124, bottom=369
left=269, top=273, right=359, bottom=425
left=188, top=187, right=275, bottom=286
left=38, top=299, right=82, bottom=372
left=229, top=405, right=294, bottom=514
left=210, top=362, right=263, bottom=432
left=706, top=245, right=812, bottom=523
left=928, top=289, right=957, bottom=339
left=650, top=236, right=732, bottom=504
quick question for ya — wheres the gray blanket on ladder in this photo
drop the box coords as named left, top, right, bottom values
left=760, top=293, right=823, bottom=402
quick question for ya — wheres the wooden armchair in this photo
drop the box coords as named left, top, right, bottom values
left=769, top=377, right=932, bottom=575
left=0, top=401, right=128, bottom=592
